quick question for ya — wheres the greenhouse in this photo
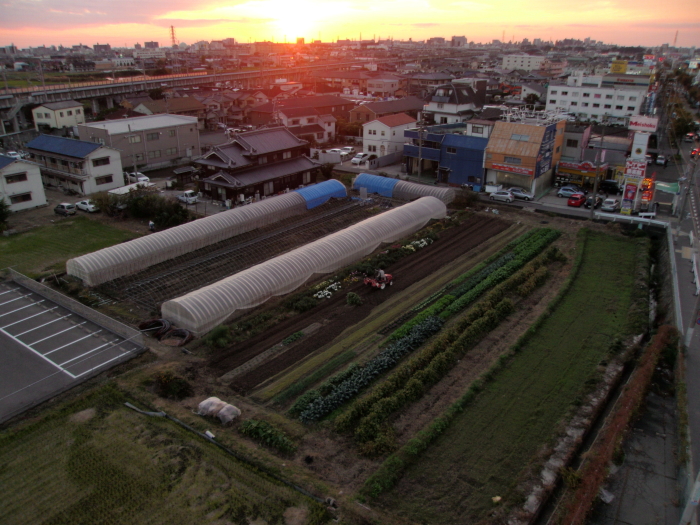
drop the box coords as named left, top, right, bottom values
left=352, top=173, right=455, bottom=204
left=162, top=196, right=447, bottom=336
left=67, top=180, right=348, bottom=286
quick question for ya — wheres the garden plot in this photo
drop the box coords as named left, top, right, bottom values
left=370, top=231, right=644, bottom=524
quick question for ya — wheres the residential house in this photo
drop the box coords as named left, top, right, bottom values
left=25, top=135, right=124, bottom=195
left=349, top=96, right=425, bottom=123
left=194, top=127, right=319, bottom=204
left=278, top=107, right=336, bottom=144
left=32, top=101, right=85, bottom=131
left=403, top=122, right=490, bottom=189
left=0, top=155, right=48, bottom=212
left=78, top=114, right=201, bottom=172
left=400, top=72, right=454, bottom=97
left=421, top=79, right=487, bottom=125
left=520, top=83, right=547, bottom=102
left=363, top=113, right=416, bottom=156
left=311, top=70, right=402, bottom=97
left=484, top=118, right=566, bottom=194
left=133, top=97, right=207, bottom=130
left=249, top=95, right=354, bottom=127
left=119, top=94, right=153, bottom=110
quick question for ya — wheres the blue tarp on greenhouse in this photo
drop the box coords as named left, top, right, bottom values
left=293, top=179, right=348, bottom=209
left=352, top=173, right=400, bottom=197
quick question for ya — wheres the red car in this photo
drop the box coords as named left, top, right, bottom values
left=692, top=148, right=699, bottom=159
left=567, top=193, right=586, bottom=207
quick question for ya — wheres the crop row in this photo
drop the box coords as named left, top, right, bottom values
left=333, top=246, right=563, bottom=439
left=359, top=231, right=584, bottom=500
left=386, top=228, right=550, bottom=342
left=297, top=317, right=445, bottom=423
left=293, top=229, right=560, bottom=424
left=238, top=419, right=297, bottom=454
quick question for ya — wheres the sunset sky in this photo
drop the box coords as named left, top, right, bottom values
left=2, top=0, right=699, bottom=49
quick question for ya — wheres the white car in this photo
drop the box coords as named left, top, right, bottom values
left=341, top=146, right=356, bottom=156
left=655, top=155, right=666, bottom=166
left=76, top=200, right=99, bottom=213
left=126, top=172, right=150, bottom=184
left=177, top=190, right=198, bottom=204
left=351, top=153, right=370, bottom=165
left=6, top=151, right=23, bottom=160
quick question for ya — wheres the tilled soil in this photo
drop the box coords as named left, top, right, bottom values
left=209, top=214, right=510, bottom=393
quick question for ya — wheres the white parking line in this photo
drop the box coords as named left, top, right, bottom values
left=13, top=313, right=69, bottom=336
left=44, top=330, right=101, bottom=356
left=0, top=294, right=31, bottom=307
left=73, top=348, right=130, bottom=378
left=28, top=321, right=88, bottom=346
left=0, top=300, right=46, bottom=318
left=59, top=339, right=119, bottom=367
left=2, top=307, right=59, bottom=330
left=0, top=289, right=17, bottom=296
left=0, top=327, right=76, bottom=379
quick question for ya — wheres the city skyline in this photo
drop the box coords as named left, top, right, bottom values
left=2, top=0, right=700, bottom=49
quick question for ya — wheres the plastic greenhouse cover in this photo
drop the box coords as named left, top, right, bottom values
left=66, top=191, right=308, bottom=286
left=294, top=179, right=347, bottom=209
left=392, top=180, right=455, bottom=204
left=162, top=196, right=447, bottom=336
left=352, top=173, right=399, bottom=197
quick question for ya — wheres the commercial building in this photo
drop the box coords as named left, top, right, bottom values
left=501, top=54, right=546, bottom=72
left=545, top=74, right=649, bottom=124
left=0, top=155, right=47, bottom=212
left=133, top=97, right=207, bottom=130
left=32, top=101, right=85, bottom=131
left=78, top=114, right=201, bottom=172
left=484, top=116, right=566, bottom=194
left=25, top=135, right=124, bottom=195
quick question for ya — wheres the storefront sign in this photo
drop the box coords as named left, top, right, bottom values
left=558, top=160, right=608, bottom=173
left=621, top=182, right=638, bottom=215
left=624, top=159, right=646, bottom=179
left=491, top=163, right=533, bottom=176
left=629, top=116, right=658, bottom=132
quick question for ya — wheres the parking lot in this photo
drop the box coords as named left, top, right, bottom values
left=0, top=280, right=144, bottom=423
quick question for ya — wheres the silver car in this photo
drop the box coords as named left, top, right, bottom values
left=600, top=198, right=620, bottom=212
left=489, top=190, right=515, bottom=203
left=507, top=187, right=534, bottom=201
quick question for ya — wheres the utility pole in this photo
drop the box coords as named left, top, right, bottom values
left=417, top=121, right=425, bottom=177
left=589, top=117, right=607, bottom=219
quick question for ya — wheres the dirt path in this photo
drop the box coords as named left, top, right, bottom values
left=211, top=214, right=511, bottom=393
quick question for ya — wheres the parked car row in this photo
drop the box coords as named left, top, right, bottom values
left=54, top=200, right=100, bottom=216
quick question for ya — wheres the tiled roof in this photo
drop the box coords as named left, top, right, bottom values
left=139, top=97, right=206, bottom=113
left=371, top=113, right=416, bottom=128
left=40, top=100, right=83, bottom=110
left=0, top=155, right=17, bottom=170
left=26, top=135, right=102, bottom=159
left=358, top=96, right=426, bottom=115
left=202, top=156, right=317, bottom=188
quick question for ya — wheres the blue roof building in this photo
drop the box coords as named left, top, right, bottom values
left=403, top=121, right=494, bottom=191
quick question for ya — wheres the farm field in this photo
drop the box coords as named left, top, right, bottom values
left=371, top=231, right=643, bottom=524
left=210, top=213, right=513, bottom=394
left=0, top=216, right=138, bottom=277
left=0, top=386, right=328, bottom=525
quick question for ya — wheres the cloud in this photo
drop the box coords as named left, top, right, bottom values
left=412, top=22, right=440, bottom=27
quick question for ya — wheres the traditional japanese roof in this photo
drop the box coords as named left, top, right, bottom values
left=357, top=96, right=426, bottom=115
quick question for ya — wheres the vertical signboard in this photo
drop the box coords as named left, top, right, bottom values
left=621, top=182, right=638, bottom=215
left=535, top=123, right=557, bottom=178
left=611, top=60, right=628, bottom=74
left=622, top=159, right=645, bottom=215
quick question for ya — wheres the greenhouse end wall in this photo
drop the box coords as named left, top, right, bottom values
left=352, top=173, right=455, bottom=204
left=162, top=197, right=447, bottom=336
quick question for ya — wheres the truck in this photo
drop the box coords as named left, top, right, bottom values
left=177, top=190, right=198, bottom=204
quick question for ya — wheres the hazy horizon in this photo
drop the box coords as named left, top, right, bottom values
left=2, top=0, right=699, bottom=49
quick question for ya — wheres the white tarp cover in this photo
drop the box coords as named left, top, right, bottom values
left=393, top=179, right=456, bottom=204
left=197, top=397, right=226, bottom=416
left=162, top=196, right=447, bottom=336
left=66, top=192, right=308, bottom=286
left=217, top=404, right=242, bottom=425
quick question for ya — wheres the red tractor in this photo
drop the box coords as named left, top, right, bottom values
left=364, top=272, right=393, bottom=290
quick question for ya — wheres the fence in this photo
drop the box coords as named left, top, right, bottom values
left=4, top=269, right=144, bottom=348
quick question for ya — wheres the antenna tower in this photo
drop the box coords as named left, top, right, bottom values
left=170, top=26, right=177, bottom=48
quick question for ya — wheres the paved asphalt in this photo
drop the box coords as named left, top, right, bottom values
left=0, top=281, right=144, bottom=423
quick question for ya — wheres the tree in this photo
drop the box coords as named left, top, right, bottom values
left=0, top=198, right=10, bottom=232
left=524, top=93, right=540, bottom=105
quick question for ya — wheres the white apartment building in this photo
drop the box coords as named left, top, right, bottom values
left=545, top=75, right=647, bottom=124
left=0, top=156, right=47, bottom=212
left=32, top=100, right=85, bottom=131
left=363, top=113, right=416, bottom=156
left=501, top=54, right=545, bottom=71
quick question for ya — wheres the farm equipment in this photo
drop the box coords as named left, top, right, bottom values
left=364, top=273, right=393, bottom=290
